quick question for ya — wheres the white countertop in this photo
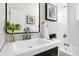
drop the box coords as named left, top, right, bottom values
left=0, top=38, right=60, bottom=56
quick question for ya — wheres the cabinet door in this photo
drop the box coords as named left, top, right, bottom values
left=35, top=47, right=58, bottom=56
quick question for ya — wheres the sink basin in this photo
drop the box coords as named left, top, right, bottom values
left=12, top=38, right=51, bottom=49
left=0, top=38, right=60, bottom=56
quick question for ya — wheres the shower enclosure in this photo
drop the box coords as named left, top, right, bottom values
left=58, top=3, right=79, bottom=56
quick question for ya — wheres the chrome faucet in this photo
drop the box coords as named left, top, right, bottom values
left=23, top=28, right=31, bottom=40
left=64, top=43, right=70, bottom=47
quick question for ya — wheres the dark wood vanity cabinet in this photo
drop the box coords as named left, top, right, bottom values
left=35, top=47, right=58, bottom=56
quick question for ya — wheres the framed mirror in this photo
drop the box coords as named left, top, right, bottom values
left=5, top=3, right=40, bottom=34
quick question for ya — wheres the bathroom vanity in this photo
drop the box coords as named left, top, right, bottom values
left=0, top=38, right=60, bottom=56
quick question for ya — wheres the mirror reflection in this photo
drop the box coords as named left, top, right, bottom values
left=6, top=3, right=40, bottom=33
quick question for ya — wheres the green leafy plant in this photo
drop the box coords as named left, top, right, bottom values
left=5, top=21, right=21, bottom=42
left=49, top=33, right=56, bottom=39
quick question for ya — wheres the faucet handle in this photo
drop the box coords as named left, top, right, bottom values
left=29, top=34, right=33, bottom=39
left=29, top=35, right=31, bottom=39
left=63, top=33, right=67, bottom=38
left=23, top=34, right=25, bottom=40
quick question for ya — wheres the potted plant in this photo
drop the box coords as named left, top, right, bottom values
left=5, top=21, right=21, bottom=42
left=49, top=33, right=57, bottom=40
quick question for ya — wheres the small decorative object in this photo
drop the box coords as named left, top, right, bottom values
left=49, top=33, right=56, bottom=39
left=27, top=16, right=35, bottom=24
left=5, top=21, right=21, bottom=42
left=45, top=3, right=57, bottom=21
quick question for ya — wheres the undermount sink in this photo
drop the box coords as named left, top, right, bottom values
left=12, top=38, right=52, bottom=49
left=0, top=38, right=60, bottom=56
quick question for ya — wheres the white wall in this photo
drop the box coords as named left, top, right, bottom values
left=67, top=4, right=79, bottom=55
left=40, top=3, right=57, bottom=36
left=0, top=3, right=5, bottom=50
left=57, top=3, right=68, bottom=49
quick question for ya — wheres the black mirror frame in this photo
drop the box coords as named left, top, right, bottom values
left=5, top=3, right=40, bottom=34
